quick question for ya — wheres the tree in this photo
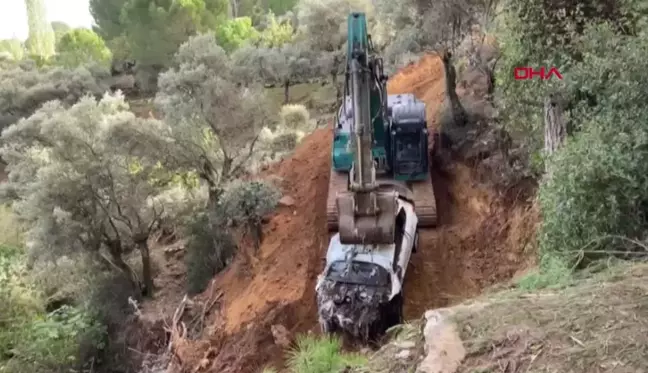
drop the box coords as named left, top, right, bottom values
left=230, top=44, right=269, bottom=85
left=0, top=39, right=25, bottom=61
left=267, top=43, right=315, bottom=102
left=0, top=93, right=189, bottom=296
left=296, top=0, right=373, bottom=52
left=152, top=33, right=275, bottom=205
left=55, top=28, right=112, bottom=67
left=268, top=0, right=298, bottom=15
left=258, top=11, right=294, bottom=48
left=24, top=0, right=56, bottom=58
left=119, top=0, right=230, bottom=67
left=51, top=21, right=71, bottom=47
left=90, top=0, right=129, bottom=40
left=535, top=9, right=648, bottom=271
left=215, top=16, right=260, bottom=52
left=494, top=0, right=634, bottom=151
left=230, top=42, right=316, bottom=102
left=0, top=64, right=110, bottom=132
left=296, top=0, right=373, bottom=98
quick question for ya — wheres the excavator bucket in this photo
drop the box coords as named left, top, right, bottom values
left=327, top=168, right=438, bottom=231
left=336, top=190, right=397, bottom=245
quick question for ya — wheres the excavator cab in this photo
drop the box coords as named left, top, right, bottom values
left=389, top=95, right=429, bottom=181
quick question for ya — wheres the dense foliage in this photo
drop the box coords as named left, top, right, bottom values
left=55, top=28, right=112, bottom=67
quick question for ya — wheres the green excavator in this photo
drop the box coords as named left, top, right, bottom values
left=325, top=13, right=437, bottom=237
left=315, top=12, right=437, bottom=342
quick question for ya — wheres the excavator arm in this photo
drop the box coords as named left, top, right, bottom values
left=335, top=13, right=398, bottom=246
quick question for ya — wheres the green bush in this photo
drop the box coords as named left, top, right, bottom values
left=0, top=250, right=104, bottom=373
left=286, top=334, right=366, bottom=373
left=185, top=212, right=236, bottom=294
left=220, top=179, right=281, bottom=250
left=55, top=28, right=112, bottom=68
left=537, top=16, right=648, bottom=272
left=0, top=205, right=24, bottom=250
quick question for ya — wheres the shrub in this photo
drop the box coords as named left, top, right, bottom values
left=55, top=28, right=112, bottom=68
left=0, top=250, right=103, bottom=373
left=279, top=104, right=314, bottom=133
left=537, top=17, right=648, bottom=271
left=286, top=334, right=366, bottom=373
left=220, top=179, right=281, bottom=250
left=538, top=124, right=648, bottom=267
left=185, top=212, right=236, bottom=294
left=0, top=205, right=24, bottom=249
left=0, top=64, right=110, bottom=131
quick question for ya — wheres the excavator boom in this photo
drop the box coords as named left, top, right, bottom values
left=335, top=13, right=398, bottom=246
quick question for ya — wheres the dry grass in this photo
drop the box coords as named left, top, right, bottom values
left=454, top=262, right=648, bottom=373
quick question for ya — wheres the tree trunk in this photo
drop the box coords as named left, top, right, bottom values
left=138, top=242, right=154, bottom=297
left=229, top=0, right=238, bottom=17
left=252, top=222, right=263, bottom=251
left=106, top=241, right=140, bottom=291
left=441, top=51, right=467, bottom=127
left=284, top=80, right=290, bottom=104
left=543, top=93, right=568, bottom=178
left=544, top=93, right=567, bottom=156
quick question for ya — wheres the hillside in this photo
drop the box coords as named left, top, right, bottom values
left=353, top=263, right=648, bottom=373
left=3, top=1, right=648, bottom=373
left=166, top=54, right=538, bottom=373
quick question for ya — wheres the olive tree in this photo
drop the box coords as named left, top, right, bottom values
left=0, top=64, right=110, bottom=132
left=296, top=0, right=374, bottom=98
left=0, top=93, right=188, bottom=296
left=234, top=42, right=316, bottom=103
left=152, top=33, right=276, bottom=205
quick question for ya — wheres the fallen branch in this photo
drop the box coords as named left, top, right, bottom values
left=166, top=295, right=189, bottom=356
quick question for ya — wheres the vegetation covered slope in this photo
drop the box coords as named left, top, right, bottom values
left=352, top=263, right=648, bottom=373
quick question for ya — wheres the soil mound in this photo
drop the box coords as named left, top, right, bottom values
left=178, top=128, right=332, bottom=372
left=181, top=54, right=537, bottom=372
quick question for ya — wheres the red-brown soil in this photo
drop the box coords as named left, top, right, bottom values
left=177, top=54, right=538, bottom=373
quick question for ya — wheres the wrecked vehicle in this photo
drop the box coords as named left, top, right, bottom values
left=316, top=198, right=419, bottom=342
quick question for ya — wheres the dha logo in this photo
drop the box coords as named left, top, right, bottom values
left=514, top=66, right=563, bottom=80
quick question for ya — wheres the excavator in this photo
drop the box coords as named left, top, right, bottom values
left=315, top=12, right=437, bottom=342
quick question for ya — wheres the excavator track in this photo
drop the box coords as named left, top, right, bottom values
left=409, top=172, right=438, bottom=227
left=327, top=168, right=347, bottom=232
left=327, top=167, right=438, bottom=231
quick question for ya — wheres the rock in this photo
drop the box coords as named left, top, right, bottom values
left=396, top=350, right=411, bottom=359
left=279, top=195, right=296, bottom=207
left=394, top=341, right=416, bottom=349
left=416, top=310, right=466, bottom=373
left=111, top=74, right=136, bottom=91
left=271, top=324, right=291, bottom=348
